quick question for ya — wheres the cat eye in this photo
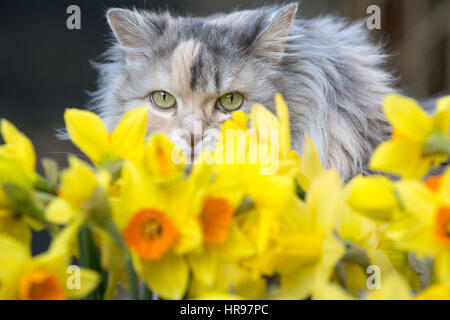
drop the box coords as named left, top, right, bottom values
left=218, top=92, right=244, bottom=112
left=151, top=91, right=177, bottom=109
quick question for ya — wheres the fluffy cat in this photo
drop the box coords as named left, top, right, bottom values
left=91, top=3, right=393, bottom=180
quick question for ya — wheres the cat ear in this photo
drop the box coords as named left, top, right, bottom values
left=251, top=3, right=298, bottom=63
left=107, top=8, right=150, bottom=49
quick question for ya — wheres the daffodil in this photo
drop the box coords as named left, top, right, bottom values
left=185, top=162, right=256, bottom=291
left=206, top=98, right=299, bottom=253
left=316, top=271, right=450, bottom=300
left=45, top=156, right=111, bottom=225
left=393, top=167, right=450, bottom=286
left=347, top=175, right=399, bottom=222
left=212, top=93, right=299, bottom=176
left=370, top=94, right=450, bottom=179
left=236, top=170, right=345, bottom=300
left=64, top=107, right=148, bottom=167
left=0, top=120, right=42, bottom=243
left=135, top=133, right=187, bottom=184
left=297, top=134, right=324, bottom=191
left=0, top=233, right=100, bottom=300
left=114, top=156, right=204, bottom=300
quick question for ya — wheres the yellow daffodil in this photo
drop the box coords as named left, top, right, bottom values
left=0, top=120, right=40, bottom=243
left=347, top=175, right=399, bottom=222
left=64, top=107, right=148, bottom=166
left=135, top=133, right=187, bottom=183
left=186, top=163, right=255, bottom=290
left=393, top=167, right=450, bottom=286
left=239, top=170, right=345, bottom=299
left=0, top=233, right=100, bottom=300
left=370, top=94, right=450, bottom=179
left=45, top=156, right=111, bottom=225
left=317, top=272, right=450, bottom=300
left=212, top=93, right=299, bottom=176
left=114, top=159, right=204, bottom=300
left=297, top=134, right=324, bottom=191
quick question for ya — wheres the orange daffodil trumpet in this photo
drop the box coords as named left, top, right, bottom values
left=0, top=233, right=100, bottom=300
left=1, top=92, right=450, bottom=300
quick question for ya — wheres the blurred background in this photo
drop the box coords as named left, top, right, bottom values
left=0, top=0, right=449, bottom=252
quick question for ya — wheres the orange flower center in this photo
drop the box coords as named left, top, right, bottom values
left=123, top=209, right=177, bottom=260
left=435, top=207, right=450, bottom=246
left=201, top=197, right=235, bottom=244
left=19, top=271, right=65, bottom=300
left=424, top=175, right=442, bottom=193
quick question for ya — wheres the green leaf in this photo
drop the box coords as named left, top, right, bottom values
left=41, top=158, right=60, bottom=192
left=423, top=132, right=450, bottom=156
left=2, top=182, right=45, bottom=228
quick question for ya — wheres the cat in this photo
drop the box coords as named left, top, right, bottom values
left=90, top=2, right=393, bottom=180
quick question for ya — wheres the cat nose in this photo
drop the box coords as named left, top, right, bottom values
left=185, top=130, right=202, bottom=151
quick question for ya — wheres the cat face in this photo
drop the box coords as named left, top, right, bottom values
left=101, top=4, right=297, bottom=161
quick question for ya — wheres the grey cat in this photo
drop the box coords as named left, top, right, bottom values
left=91, top=3, right=393, bottom=180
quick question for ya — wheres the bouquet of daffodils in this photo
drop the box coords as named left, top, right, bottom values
left=0, top=93, right=449, bottom=300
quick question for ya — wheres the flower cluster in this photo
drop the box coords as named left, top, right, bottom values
left=0, top=93, right=449, bottom=300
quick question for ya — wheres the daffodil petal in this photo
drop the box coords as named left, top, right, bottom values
left=110, top=107, right=148, bottom=158
left=66, top=268, right=101, bottom=299
left=383, top=94, right=432, bottom=141
left=141, top=254, right=189, bottom=300
left=347, top=175, right=397, bottom=221
left=45, top=198, right=78, bottom=225
left=188, top=248, right=218, bottom=287
left=64, top=109, right=110, bottom=165
left=416, top=284, right=450, bottom=300
left=0, top=120, right=36, bottom=173
left=435, top=250, right=450, bottom=287
left=365, top=274, right=413, bottom=300
left=434, top=96, right=450, bottom=133
left=275, top=93, right=291, bottom=158
left=0, top=234, right=29, bottom=280
left=297, top=134, right=323, bottom=191
left=395, top=181, right=436, bottom=225
left=370, top=140, right=431, bottom=179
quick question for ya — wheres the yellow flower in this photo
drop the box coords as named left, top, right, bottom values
left=135, top=134, right=187, bottom=183
left=317, top=272, right=450, bottom=300
left=347, top=175, right=399, bottom=222
left=0, top=233, right=100, bottom=300
left=212, top=94, right=299, bottom=176
left=0, top=119, right=36, bottom=176
left=297, top=134, right=324, bottom=191
left=45, top=156, right=111, bottom=225
left=186, top=163, right=256, bottom=289
left=64, top=107, right=148, bottom=166
left=240, top=170, right=345, bottom=299
left=0, top=120, right=39, bottom=243
left=114, top=159, right=204, bottom=299
left=393, top=167, right=450, bottom=286
left=370, top=94, right=450, bottom=179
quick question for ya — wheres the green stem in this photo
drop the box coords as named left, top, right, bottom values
left=141, top=284, right=153, bottom=300
left=77, top=225, right=106, bottom=300
left=103, top=219, right=140, bottom=301
left=78, top=226, right=96, bottom=300
left=126, top=257, right=140, bottom=300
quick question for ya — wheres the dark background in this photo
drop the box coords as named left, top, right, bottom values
left=0, top=0, right=449, bottom=253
